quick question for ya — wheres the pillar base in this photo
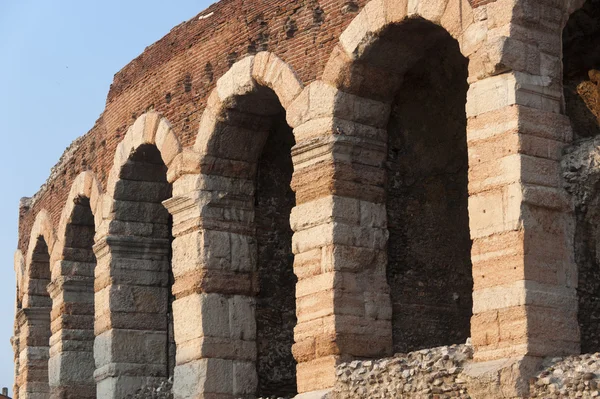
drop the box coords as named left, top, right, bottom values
left=464, top=356, right=543, bottom=398
left=294, top=389, right=332, bottom=399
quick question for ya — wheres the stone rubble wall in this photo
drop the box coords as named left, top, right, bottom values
left=124, top=378, right=173, bottom=399
left=332, top=344, right=473, bottom=398
left=529, top=354, right=600, bottom=398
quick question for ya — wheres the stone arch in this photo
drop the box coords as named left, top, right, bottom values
left=284, top=1, right=581, bottom=395
left=94, top=112, right=181, bottom=398
left=25, top=209, right=56, bottom=271
left=18, top=209, right=55, bottom=399
left=106, top=112, right=183, bottom=197
left=52, top=171, right=102, bottom=269
left=47, top=171, right=103, bottom=399
left=287, top=2, right=474, bottom=392
left=194, top=52, right=303, bottom=154
left=169, top=52, right=303, bottom=399
left=321, top=0, right=480, bottom=99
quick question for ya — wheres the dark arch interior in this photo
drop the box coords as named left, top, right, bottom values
left=115, top=144, right=176, bottom=377
left=253, top=97, right=297, bottom=397
left=563, top=0, right=600, bottom=140
left=564, top=0, right=600, bottom=353
left=26, top=236, right=52, bottom=389
left=353, top=18, right=472, bottom=353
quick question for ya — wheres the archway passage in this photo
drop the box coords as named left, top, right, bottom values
left=196, top=81, right=298, bottom=397
left=254, top=100, right=297, bottom=396
left=94, top=142, right=175, bottom=398
left=115, top=143, right=176, bottom=377
left=354, top=18, right=472, bottom=353
left=564, top=0, right=600, bottom=353
left=50, top=196, right=96, bottom=398
left=20, top=236, right=52, bottom=398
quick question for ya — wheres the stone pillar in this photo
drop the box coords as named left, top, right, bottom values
left=12, top=330, right=21, bottom=399
left=288, top=83, right=394, bottom=394
left=165, top=172, right=258, bottom=399
left=93, top=235, right=171, bottom=398
left=17, top=308, right=51, bottom=399
left=465, top=72, right=579, bottom=395
left=48, top=273, right=95, bottom=398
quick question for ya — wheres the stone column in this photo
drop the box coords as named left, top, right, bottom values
left=287, top=83, right=394, bottom=395
left=165, top=172, right=258, bottom=399
left=93, top=235, right=171, bottom=398
left=466, top=72, right=579, bottom=395
left=48, top=273, right=95, bottom=398
left=12, top=329, right=21, bottom=399
left=17, top=308, right=51, bottom=399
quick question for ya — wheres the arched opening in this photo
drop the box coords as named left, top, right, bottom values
left=21, top=235, right=52, bottom=397
left=50, top=196, right=96, bottom=398
left=346, top=18, right=472, bottom=353
left=202, top=83, right=297, bottom=397
left=113, top=143, right=175, bottom=381
left=563, top=0, right=600, bottom=353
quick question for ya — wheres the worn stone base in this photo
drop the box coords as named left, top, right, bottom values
left=464, top=356, right=543, bottom=399
left=294, top=389, right=332, bottom=399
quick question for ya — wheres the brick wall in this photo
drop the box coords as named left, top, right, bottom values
left=18, top=0, right=370, bottom=254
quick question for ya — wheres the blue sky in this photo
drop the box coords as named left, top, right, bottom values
left=0, top=1, right=215, bottom=393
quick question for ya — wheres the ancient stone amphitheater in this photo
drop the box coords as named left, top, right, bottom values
left=11, top=0, right=600, bottom=398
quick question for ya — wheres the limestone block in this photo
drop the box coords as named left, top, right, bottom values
left=468, top=186, right=519, bottom=239
left=290, top=196, right=360, bottom=232
left=216, top=56, right=256, bottom=101
left=175, top=336, right=256, bottom=364
left=441, top=0, right=474, bottom=38
left=408, top=0, right=449, bottom=23
left=173, top=358, right=233, bottom=398
left=293, top=117, right=387, bottom=143
left=460, top=21, right=487, bottom=56
left=321, top=244, right=386, bottom=273
left=48, top=351, right=94, bottom=385
left=94, top=329, right=167, bottom=367
left=173, top=293, right=229, bottom=343
left=233, top=360, right=257, bottom=396
left=339, top=10, right=369, bottom=57
left=96, top=375, right=163, bottom=399
left=292, top=222, right=387, bottom=254
left=157, top=127, right=182, bottom=167
left=166, top=149, right=201, bottom=183
left=363, top=0, right=386, bottom=32
left=293, top=248, right=322, bottom=279
left=228, top=295, right=256, bottom=341
left=96, top=284, right=167, bottom=314
left=296, top=273, right=336, bottom=299
left=466, top=72, right=562, bottom=118
left=296, top=290, right=334, bottom=323
left=252, top=52, right=303, bottom=109
left=287, top=81, right=390, bottom=129
left=297, top=355, right=339, bottom=393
